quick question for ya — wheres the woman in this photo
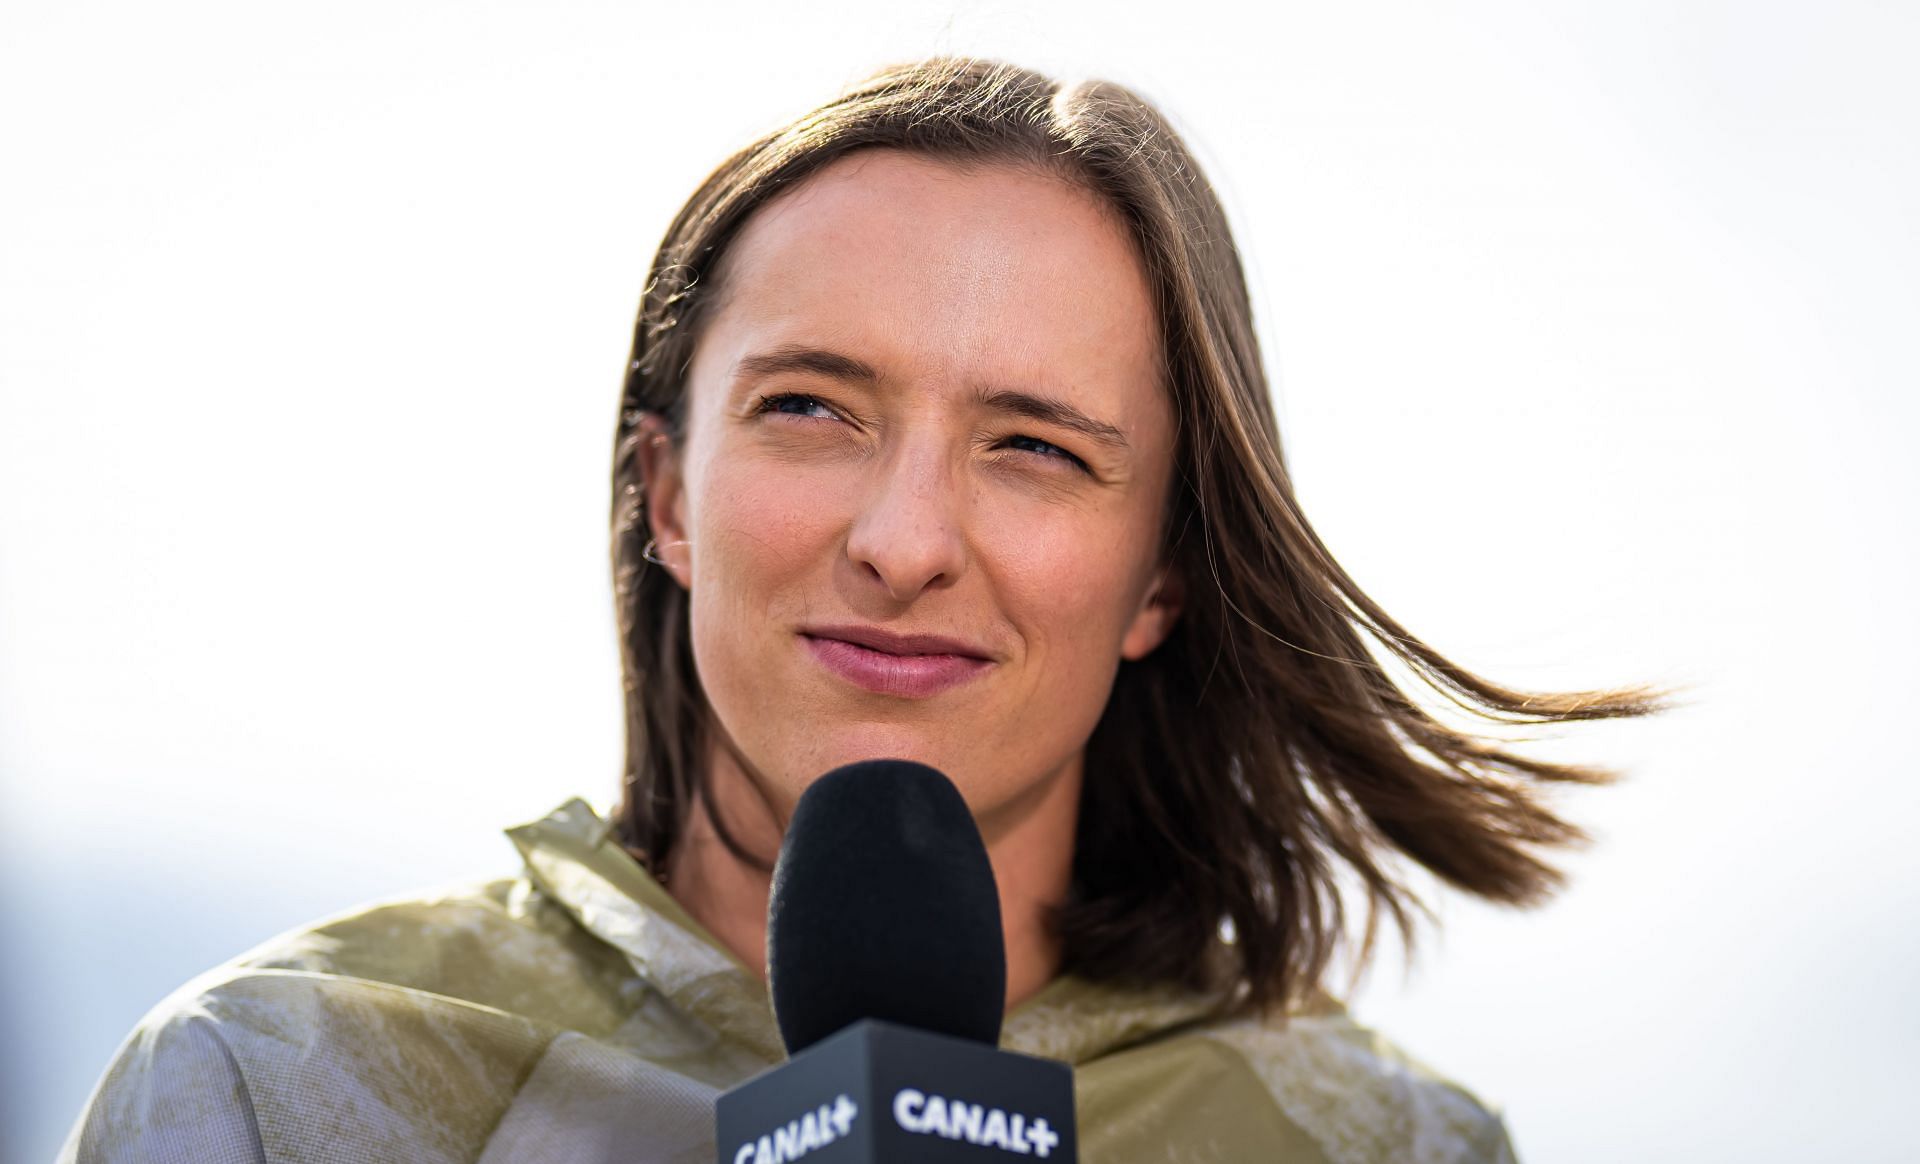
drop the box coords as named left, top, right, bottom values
left=62, top=58, right=1665, bottom=1163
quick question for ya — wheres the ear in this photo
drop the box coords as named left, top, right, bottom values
left=1120, top=560, right=1185, bottom=661
left=635, top=414, right=692, bottom=589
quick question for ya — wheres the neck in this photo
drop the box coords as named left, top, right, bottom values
left=662, top=739, right=1082, bottom=1014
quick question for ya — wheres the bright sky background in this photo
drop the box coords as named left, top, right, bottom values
left=3, top=1, right=1914, bottom=1160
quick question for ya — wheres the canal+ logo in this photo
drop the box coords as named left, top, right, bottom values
left=893, top=1088, right=1061, bottom=1157
left=732, top=1094, right=858, bottom=1164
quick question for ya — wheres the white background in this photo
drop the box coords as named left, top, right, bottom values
left=3, top=1, right=1914, bottom=1160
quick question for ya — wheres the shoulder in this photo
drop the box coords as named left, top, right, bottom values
left=1191, top=1004, right=1518, bottom=1164
left=59, top=992, right=262, bottom=1164
left=60, top=877, right=643, bottom=1163
left=219, top=875, right=640, bottom=1028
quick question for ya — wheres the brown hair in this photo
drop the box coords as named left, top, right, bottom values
left=610, top=57, right=1672, bottom=1014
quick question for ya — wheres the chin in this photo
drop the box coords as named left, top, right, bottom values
left=796, top=725, right=952, bottom=775
left=773, top=729, right=979, bottom=800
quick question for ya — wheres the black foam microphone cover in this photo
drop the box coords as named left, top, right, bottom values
left=767, top=759, right=1006, bottom=1055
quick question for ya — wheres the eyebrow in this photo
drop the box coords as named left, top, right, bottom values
left=735, top=343, right=879, bottom=385
left=734, top=343, right=1132, bottom=453
left=971, top=386, right=1131, bottom=453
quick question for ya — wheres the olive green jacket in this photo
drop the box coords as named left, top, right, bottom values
left=60, top=798, right=1517, bottom=1163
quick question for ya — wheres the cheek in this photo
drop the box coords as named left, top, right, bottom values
left=682, top=454, right=846, bottom=682
left=980, top=506, right=1156, bottom=672
left=695, top=458, right=840, bottom=585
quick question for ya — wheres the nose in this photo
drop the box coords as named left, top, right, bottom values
left=844, top=440, right=968, bottom=602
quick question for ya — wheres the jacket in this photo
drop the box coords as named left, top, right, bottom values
left=59, top=797, right=1517, bottom=1163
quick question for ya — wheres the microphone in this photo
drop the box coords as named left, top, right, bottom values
left=715, top=760, right=1078, bottom=1163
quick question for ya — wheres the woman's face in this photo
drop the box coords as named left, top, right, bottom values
left=643, top=149, right=1182, bottom=828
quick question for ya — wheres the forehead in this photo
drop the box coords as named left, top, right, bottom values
left=696, top=149, right=1165, bottom=417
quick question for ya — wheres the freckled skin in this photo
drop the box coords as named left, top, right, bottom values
left=642, top=150, right=1184, bottom=1006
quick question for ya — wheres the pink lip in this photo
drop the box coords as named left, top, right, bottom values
left=804, top=624, right=993, bottom=658
left=801, top=627, right=994, bottom=699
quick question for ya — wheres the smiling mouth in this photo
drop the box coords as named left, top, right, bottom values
left=800, top=633, right=993, bottom=699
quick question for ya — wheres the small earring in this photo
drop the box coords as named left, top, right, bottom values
left=642, top=538, right=690, bottom=567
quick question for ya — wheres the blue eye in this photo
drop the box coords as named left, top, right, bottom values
left=1005, top=434, right=1087, bottom=472
left=758, top=393, right=836, bottom=419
